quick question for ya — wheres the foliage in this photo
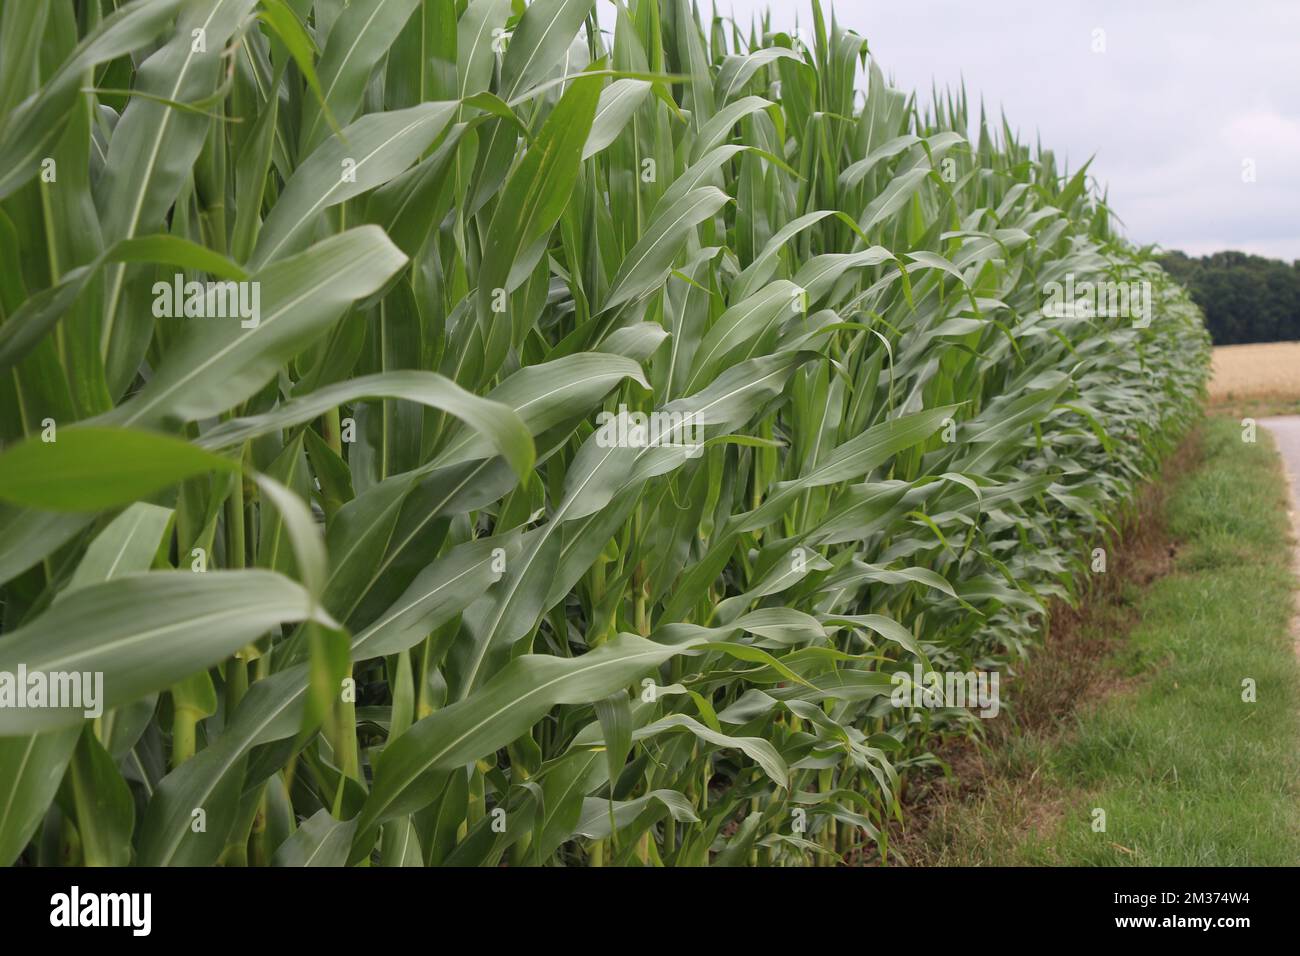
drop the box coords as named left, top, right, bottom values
left=1160, top=249, right=1300, bottom=345
left=0, top=0, right=1208, bottom=866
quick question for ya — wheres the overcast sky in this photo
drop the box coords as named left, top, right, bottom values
left=601, top=0, right=1300, bottom=262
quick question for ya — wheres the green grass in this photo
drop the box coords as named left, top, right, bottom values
left=916, top=417, right=1300, bottom=865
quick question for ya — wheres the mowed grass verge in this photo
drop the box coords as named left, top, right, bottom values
left=898, top=416, right=1300, bottom=865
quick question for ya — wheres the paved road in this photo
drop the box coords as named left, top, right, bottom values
left=1260, top=417, right=1300, bottom=654
left=1262, top=417, right=1300, bottom=513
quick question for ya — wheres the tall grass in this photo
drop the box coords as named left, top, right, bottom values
left=0, top=0, right=1208, bottom=867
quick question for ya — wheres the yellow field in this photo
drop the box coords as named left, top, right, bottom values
left=1208, top=342, right=1300, bottom=411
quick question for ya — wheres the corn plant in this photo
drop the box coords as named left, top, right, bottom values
left=0, top=0, right=1207, bottom=867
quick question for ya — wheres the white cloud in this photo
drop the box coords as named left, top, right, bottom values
left=596, top=0, right=1300, bottom=260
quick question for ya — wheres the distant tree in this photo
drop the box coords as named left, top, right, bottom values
left=1159, top=249, right=1300, bottom=344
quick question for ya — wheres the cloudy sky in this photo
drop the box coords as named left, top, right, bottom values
left=603, top=0, right=1300, bottom=262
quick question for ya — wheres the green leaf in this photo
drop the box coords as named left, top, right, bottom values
left=0, top=571, right=335, bottom=734
left=0, top=427, right=236, bottom=512
left=137, top=666, right=308, bottom=866
left=107, top=227, right=408, bottom=428
left=602, top=187, right=731, bottom=313
left=478, top=72, right=603, bottom=311
left=574, top=790, right=697, bottom=839
left=67, top=726, right=136, bottom=866
left=583, top=79, right=652, bottom=159
left=0, top=235, right=248, bottom=374
left=592, top=690, right=633, bottom=788
left=499, top=0, right=595, bottom=101
left=632, top=715, right=788, bottom=787
left=0, top=728, right=80, bottom=866
left=254, top=102, right=457, bottom=267
left=254, top=473, right=327, bottom=597
left=272, top=809, right=357, bottom=866
left=352, top=632, right=702, bottom=857
left=0, top=0, right=187, bottom=200
left=298, top=0, right=423, bottom=152
left=198, top=370, right=534, bottom=479
left=62, top=503, right=174, bottom=595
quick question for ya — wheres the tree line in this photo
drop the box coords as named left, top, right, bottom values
left=1159, top=250, right=1300, bottom=345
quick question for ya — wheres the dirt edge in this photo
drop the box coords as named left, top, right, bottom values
left=881, top=428, right=1205, bottom=866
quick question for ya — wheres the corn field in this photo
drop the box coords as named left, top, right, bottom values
left=0, top=0, right=1208, bottom=867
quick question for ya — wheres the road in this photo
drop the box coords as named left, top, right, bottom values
left=1262, top=417, right=1300, bottom=509
left=1261, top=416, right=1300, bottom=654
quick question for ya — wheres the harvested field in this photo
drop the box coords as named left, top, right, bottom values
left=1208, top=341, right=1300, bottom=410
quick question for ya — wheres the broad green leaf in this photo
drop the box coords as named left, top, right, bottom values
left=479, top=72, right=603, bottom=307
left=67, top=727, right=136, bottom=866
left=602, top=187, right=731, bottom=312
left=272, top=809, right=357, bottom=866
left=0, top=428, right=236, bottom=512
left=62, top=503, right=173, bottom=595
left=298, top=0, right=423, bottom=152
left=108, top=227, right=407, bottom=428
left=0, top=728, right=80, bottom=866
left=353, top=632, right=701, bottom=855
left=0, top=571, right=335, bottom=733
left=200, top=371, right=534, bottom=479
left=632, top=713, right=788, bottom=787
left=499, top=0, right=595, bottom=101
left=574, top=790, right=697, bottom=839
left=254, top=102, right=457, bottom=267
left=0, top=0, right=187, bottom=200
left=583, top=79, right=652, bottom=159
left=0, top=235, right=248, bottom=374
